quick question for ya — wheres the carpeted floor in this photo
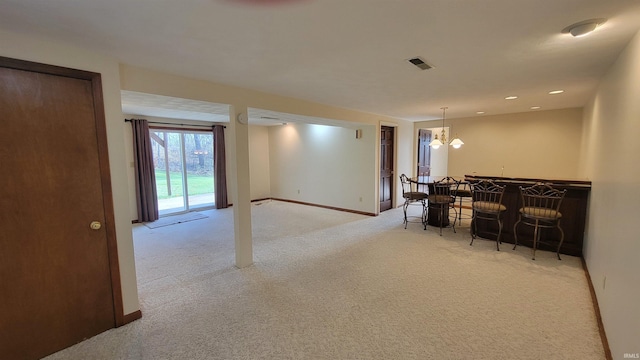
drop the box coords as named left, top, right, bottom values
left=143, top=211, right=208, bottom=229
left=45, top=200, right=605, bottom=359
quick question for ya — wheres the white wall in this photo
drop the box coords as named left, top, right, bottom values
left=248, top=125, right=271, bottom=200
left=0, top=29, right=140, bottom=315
left=415, top=108, right=584, bottom=180
left=269, top=123, right=377, bottom=213
left=580, top=30, right=640, bottom=359
left=394, top=120, right=417, bottom=208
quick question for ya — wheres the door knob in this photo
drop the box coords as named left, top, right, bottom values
left=90, top=221, right=102, bottom=230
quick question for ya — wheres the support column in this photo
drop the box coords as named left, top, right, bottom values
left=229, top=105, right=253, bottom=268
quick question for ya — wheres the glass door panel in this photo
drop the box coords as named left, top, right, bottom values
left=185, top=132, right=214, bottom=209
left=150, top=129, right=214, bottom=216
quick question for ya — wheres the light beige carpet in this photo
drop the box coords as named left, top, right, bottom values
left=45, top=200, right=605, bottom=360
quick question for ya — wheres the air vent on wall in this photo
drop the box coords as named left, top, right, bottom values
left=260, top=116, right=280, bottom=120
left=407, top=57, right=433, bottom=70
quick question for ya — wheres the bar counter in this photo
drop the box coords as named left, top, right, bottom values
left=464, top=175, right=591, bottom=257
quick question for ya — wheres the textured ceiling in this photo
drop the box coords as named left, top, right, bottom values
left=2, top=0, right=640, bottom=122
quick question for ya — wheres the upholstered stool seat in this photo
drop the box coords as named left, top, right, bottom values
left=406, top=192, right=428, bottom=201
left=428, top=194, right=455, bottom=204
left=519, top=207, right=562, bottom=219
left=473, top=201, right=507, bottom=212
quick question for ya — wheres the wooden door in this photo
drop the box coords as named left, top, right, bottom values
left=417, top=129, right=432, bottom=177
left=0, top=58, right=120, bottom=360
left=379, top=126, right=394, bottom=212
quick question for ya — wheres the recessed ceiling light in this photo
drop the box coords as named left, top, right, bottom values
left=562, top=18, right=606, bottom=37
left=476, top=111, right=485, bottom=115
left=505, top=96, right=518, bottom=100
left=548, top=90, right=564, bottom=95
left=531, top=106, right=541, bottom=110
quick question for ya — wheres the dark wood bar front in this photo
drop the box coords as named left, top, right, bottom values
left=464, top=175, right=591, bottom=257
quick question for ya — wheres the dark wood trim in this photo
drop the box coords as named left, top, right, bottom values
left=134, top=198, right=370, bottom=221
left=91, top=71, right=124, bottom=328
left=581, top=257, right=612, bottom=360
left=121, top=310, right=142, bottom=326
left=91, top=73, right=126, bottom=327
left=0, top=56, right=95, bottom=79
left=272, top=198, right=376, bottom=216
left=1, top=56, right=126, bottom=328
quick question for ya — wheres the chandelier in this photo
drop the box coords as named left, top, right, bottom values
left=429, top=107, right=464, bottom=149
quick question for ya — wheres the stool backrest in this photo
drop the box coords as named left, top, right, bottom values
left=432, top=176, right=459, bottom=198
left=471, top=180, right=505, bottom=205
left=400, top=174, right=417, bottom=197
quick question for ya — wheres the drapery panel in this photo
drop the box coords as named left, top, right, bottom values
left=130, top=119, right=159, bottom=222
left=213, top=125, right=228, bottom=209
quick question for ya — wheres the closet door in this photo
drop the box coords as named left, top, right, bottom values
left=0, top=57, right=119, bottom=360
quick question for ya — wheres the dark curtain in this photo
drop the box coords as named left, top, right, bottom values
left=131, top=119, right=159, bottom=222
left=213, top=125, right=228, bottom=209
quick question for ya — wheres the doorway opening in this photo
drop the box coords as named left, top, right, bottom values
left=417, top=129, right=432, bottom=178
left=379, top=126, right=394, bottom=212
left=150, top=128, right=215, bottom=216
left=419, top=126, right=449, bottom=179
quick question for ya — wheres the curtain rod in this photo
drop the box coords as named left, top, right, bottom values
left=124, top=119, right=226, bottom=128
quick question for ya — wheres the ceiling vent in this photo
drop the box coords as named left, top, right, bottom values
left=407, top=57, right=433, bottom=70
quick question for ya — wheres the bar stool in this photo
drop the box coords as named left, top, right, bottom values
left=399, top=174, right=428, bottom=229
left=427, top=177, right=459, bottom=235
left=469, top=180, right=507, bottom=251
left=451, top=180, right=472, bottom=225
left=513, top=183, right=567, bottom=260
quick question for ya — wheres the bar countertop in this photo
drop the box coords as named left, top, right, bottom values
left=464, top=175, right=591, bottom=189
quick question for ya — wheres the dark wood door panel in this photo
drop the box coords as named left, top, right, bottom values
left=417, top=129, right=431, bottom=176
left=380, top=126, right=394, bottom=212
left=0, top=62, right=116, bottom=359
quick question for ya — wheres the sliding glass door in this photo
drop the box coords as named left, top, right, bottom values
left=150, top=128, right=214, bottom=216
